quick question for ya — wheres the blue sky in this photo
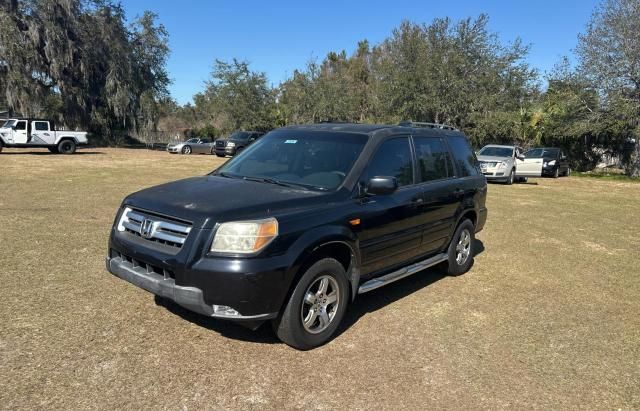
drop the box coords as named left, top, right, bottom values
left=122, top=0, right=600, bottom=105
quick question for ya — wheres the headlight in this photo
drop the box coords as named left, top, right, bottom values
left=210, top=218, right=278, bottom=254
left=226, top=142, right=236, bottom=147
left=117, top=207, right=132, bottom=232
left=548, top=160, right=556, bottom=166
left=498, top=161, right=507, bottom=169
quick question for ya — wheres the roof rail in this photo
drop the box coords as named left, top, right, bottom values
left=398, top=121, right=458, bottom=131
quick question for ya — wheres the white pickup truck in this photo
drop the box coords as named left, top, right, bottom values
left=0, top=118, right=88, bottom=154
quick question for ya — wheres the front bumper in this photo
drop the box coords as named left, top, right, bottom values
left=106, top=227, right=291, bottom=323
left=481, top=168, right=508, bottom=181
left=166, top=146, right=180, bottom=153
left=106, top=255, right=277, bottom=321
left=214, top=146, right=236, bottom=156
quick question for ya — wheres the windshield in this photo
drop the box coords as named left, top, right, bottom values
left=185, top=138, right=199, bottom=143
left=479, top=146, right=514, bottom=157
left=525, top=148, right=559, bottom=158
left=228, top=131, right=251, bottom=141
left=215, top=130, right=368, bottom=190
left=2, top=120, right=16, bottom=128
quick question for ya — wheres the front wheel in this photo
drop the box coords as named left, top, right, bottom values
left=272, top=258, right=349, bottom=350
left=506, top=169, right=515, bottom=185
left=553, top=167, right=559, bottom=178
left=182, top=145, right=192, bottom=155
left=57, top=140, right=76, bottom=154
left=443, top=219, right=475, bottom=276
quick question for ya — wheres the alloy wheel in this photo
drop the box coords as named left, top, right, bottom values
left=300, top=275, right=340, bottom=334
left=456, top=229, right=471, bottom=265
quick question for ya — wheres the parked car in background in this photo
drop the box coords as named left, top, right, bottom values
left=477, top=144, right=525, bottom=184
left=519, top=147, right=570, bottom=178
left=214, top=131, right=264, bottom=157
left=167, top=138, right=214, bottom=155
left=106, top=122, right=487, bottom=349
left=0, top=118, right=88, bottom=154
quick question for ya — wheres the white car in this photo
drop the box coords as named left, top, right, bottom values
left=477, top=144, right=526, bottom=184
left=0, top=118, right=88, bottom=154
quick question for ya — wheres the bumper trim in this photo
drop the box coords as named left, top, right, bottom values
left=106, top=257, right=277, bottom=321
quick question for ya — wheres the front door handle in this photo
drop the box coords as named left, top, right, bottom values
left=453, top=189, right=464, bottom=198
left=411, top=197, right=424, bottom=205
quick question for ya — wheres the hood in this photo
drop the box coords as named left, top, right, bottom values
left=477, top=155, right=512, bottom=162
left=123, top=175, right=329, bottom=229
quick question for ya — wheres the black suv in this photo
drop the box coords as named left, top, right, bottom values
left=106, top=123, right=488, bottom=349
left=214, top=131, right=264, bottom=157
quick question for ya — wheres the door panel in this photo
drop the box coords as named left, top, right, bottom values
left=516, top=158, right=543, bottom=177
left=358, top=187, right=425, bottom=275
left=13, top=121, right=28, bottom=143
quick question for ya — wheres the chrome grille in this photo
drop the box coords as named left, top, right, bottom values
left=215, top=140, right=226, bottom=148
left=118, top=207, right=192, bottom=249
left=480, top=161, right=498, bottom=168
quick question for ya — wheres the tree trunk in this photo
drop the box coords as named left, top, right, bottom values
left=627, top=141, right=640, bottom=178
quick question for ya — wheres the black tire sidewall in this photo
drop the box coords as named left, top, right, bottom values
left=445, top=219, right=475, bottom=276
left=57, top=140, right=76, bottom=154
left=274, top=258, right=349, bottom=350
left=507, top=169, right=514, bottom=185
left=553, top=167, right=559, bottom=178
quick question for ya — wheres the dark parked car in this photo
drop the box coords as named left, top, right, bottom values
left=214, top=131, right=264, bottom=157
left=521, top=147, right=571, bottom=178
left=106, top=122, right=488, bottom=349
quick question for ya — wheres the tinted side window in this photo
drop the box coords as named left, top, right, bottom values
left=366, top=137, right=414, bottom=186
left=448, top=136, right=480, bottom=177
left=414, top=137, right=454, bottom=182
left=34, top=121, right=49, bottom=131
left=15, top=121, right=26, bottom=131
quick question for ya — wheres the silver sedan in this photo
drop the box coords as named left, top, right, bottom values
left=166, top=138, right=215, bottom=155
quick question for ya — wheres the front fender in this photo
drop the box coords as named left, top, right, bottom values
left=283, top=224, right=361, bottom=299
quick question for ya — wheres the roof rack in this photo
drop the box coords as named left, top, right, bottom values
left=398, top=121, right=458, bottom=131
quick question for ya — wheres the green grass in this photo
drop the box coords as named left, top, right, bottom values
left=574, top=169, right=640, bottom=182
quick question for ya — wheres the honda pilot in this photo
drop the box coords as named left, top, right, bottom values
left=106, top=122, right=488, bottom=349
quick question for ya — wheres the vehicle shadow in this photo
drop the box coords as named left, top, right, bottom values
left=156, top=239, right=485, bottom=346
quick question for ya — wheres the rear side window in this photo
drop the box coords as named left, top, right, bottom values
left=366, top=137, right=414, bottom=186
left=34, top=121, right=49, bottom=131
left=414, top=137, right=454, bottom=182
left=448, top=136, right=480, bottom=177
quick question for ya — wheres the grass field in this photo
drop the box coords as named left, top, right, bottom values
left=1, top=147, right=639, bottom=409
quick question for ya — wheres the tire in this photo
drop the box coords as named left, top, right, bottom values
left=443, top=219, right=475, bottom=276
left=57, top=140, right=76, bottom=154
left=506, top=169, right=515, bottom=185
left=48, top=147, right=59, bottom=154
left=564, top=167, right=571, bottom=177
left=234, top=147, right=244, bottom=156
left=553, top=167, right=559, bottom=178
left=0, top=142, right=3, bottom=153
left=182, top=145, right=192, bottom=155
left=272, top=258, right=349, bottom=350
left=216, top=154, right=225, bottom=158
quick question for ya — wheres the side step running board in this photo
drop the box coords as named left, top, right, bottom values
left=357, top=253, right=448, bottom=294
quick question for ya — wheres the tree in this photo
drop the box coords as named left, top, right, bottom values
left=576, top=0, right=640, bottom=176
left=0, top=1, right=170, bottom=143
left=195, top=59, right=275, bottom=133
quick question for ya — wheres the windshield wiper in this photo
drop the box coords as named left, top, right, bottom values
left=242, top=176, right=293, bottom=187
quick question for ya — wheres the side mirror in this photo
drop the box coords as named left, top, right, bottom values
left=367, top=176, right=398, bottom=196
left=517, top=154, right=525, bottom=161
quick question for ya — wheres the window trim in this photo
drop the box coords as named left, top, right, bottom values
left=15, top=121, right=27, bottom=131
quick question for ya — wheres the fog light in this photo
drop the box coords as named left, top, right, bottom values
left=213, top=305, right=240, bottom=316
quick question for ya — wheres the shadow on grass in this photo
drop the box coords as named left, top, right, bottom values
left=157, top=239, right=486, bottom=346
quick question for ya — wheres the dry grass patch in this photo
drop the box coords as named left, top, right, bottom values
left=1, top=148, right=639, bottom=409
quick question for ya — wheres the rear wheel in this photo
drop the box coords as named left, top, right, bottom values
left=182, top=145, right=192, bottom=155
left=564, top=167, right=571, bottom=177
left=443, top=219, right=475, bottom=276
left=57, top=140, right=76, bottom=154
left=272, top=258, right=349, bottom=350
